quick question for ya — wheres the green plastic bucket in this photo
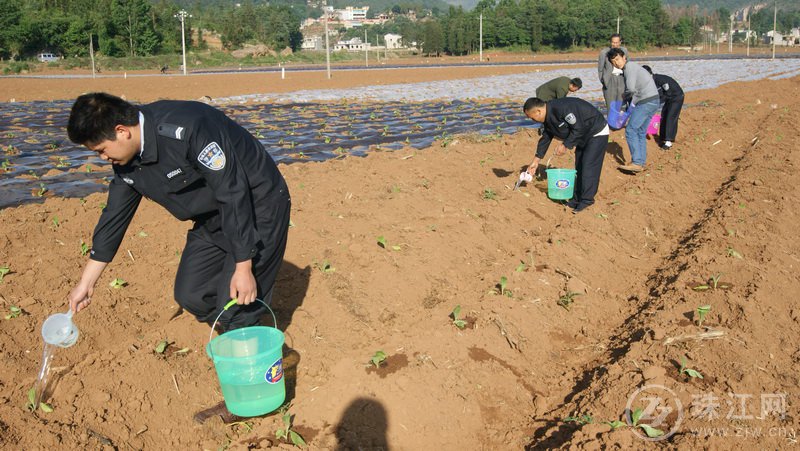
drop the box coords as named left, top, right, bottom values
left=206, top=299, right=285, bottom=417
left=546, top=168, right=577, bottom=200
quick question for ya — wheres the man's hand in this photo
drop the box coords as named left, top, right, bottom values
left=527, top=157, right=541, bottom=176
left=230, top=260, right=257, bottom=305
left=554, top=143, right=568, bottom=156
left=68, top=259, right=107, bottom=313
left=68, top=283, right=93, bottom=313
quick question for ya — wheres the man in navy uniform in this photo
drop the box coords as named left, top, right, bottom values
left=642, top=65, right=685, bottom=150
left=66, top=92, right=291, bottom=334
left=523, top=96, right=609, bottom=213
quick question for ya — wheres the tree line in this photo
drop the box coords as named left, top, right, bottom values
left=1, top=0, right=797, bottom=61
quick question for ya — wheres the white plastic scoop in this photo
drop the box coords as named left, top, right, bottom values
left=41, top=310, right=79, bottom=348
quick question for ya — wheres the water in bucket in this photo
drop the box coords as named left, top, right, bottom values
left=546, top=168, right=577, bottom=200
left=207, top=300, right=286, bottom=417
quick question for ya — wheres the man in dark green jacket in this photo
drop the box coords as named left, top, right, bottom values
left=535, top=76, right=583, bottom=102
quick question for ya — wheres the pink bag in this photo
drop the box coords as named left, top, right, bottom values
left=647, top=113, right=661, bottom=135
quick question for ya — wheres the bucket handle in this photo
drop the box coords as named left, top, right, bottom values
left=207, top=298, right=278, bottom=345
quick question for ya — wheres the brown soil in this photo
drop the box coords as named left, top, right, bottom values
left=0, top=59, right=799, bottom=450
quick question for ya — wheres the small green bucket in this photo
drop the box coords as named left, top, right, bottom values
left=206, top=299, right=285, bottom=417
left=546, top=168, right=577, bottom=200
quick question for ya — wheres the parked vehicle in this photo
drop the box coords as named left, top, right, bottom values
left=37, top=53, right=59, bottom=62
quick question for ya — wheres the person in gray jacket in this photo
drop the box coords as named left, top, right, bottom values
left=597, top=34, right=628, bottom=110
left=606, top=48, right=659, bottom=173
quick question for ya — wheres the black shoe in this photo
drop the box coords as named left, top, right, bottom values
left=572, top=203, right=591, bottom=214
left=565, top=199, right=579, bottom=209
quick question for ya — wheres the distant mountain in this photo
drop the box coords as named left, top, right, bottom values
left=442, top=0, right=479, bottom=10
left=658, top=0, right=797, bottom=12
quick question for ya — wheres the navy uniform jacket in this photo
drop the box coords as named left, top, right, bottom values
left=535, top=97, right=607, bottom=159
left=90, top=100, right=287, bottom=263
left=653, top=73, right=684, bottom=103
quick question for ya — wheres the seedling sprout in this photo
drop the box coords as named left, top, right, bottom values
left=275, top=404, right=306, bottom=448
left=557, top=292, right=581, bottom=311
left=0, top=265, right=10, bottom=283
left=370, top=350, right=387, bottom=369
left=4, top=306, right=22, bottom=320
left=451, top=305, right=466, bottom=329
left=696, top=305, right=711, bottom=326
left=109, top=278, right=127, bottom=289
left=680, top=356, right=703, bottom=379
left=629, top=408, right=664, bottom=438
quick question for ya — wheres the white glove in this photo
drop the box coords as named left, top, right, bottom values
left=519, top=171, right=533, bottom=183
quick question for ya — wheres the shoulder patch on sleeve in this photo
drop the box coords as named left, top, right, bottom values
left=564, top=113, right=577, bottom=125
left=198, top=142, right=226, bottom=171
left=157, top=123, right=186, bottom=140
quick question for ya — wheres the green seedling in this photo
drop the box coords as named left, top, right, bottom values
left=692, top=284, right=710, bottom=291
left=557, top=292, right=581, bottom=311
left=154, top=340, right=169, bottom=354
left=370, top=350, right=387, bottom=369
left=377, top=236, right=387, bottom=249
left=563, top=413, right=593, bottom=425
left=491, top=276, right=511, bottom=297
left=51, top=216, right=59, bottom=228
left=451, top=305, right=467, bottom=329
left=607, top=420, right=626, bottom=430
left=99, top=202, right=107, bottom=209
left=483, top=188, right=497, bottom=200
left=515, top=261, right=526, bottom=272
left=0, top=265, right=10, bottom=283
left=315, top=260, right=335, bottom=273
left=33, top=183, right=48, bottom=197
left=696, top=305, right=711, bottom=326
left=1, top=159, right=12, bottom=171
left=80, top=240, right=90, bottom=256
left=26, top=387, right=53, bottom=413
left=109, top=278, right=127, bottom=289
left=630, top=408, right=664, bottom=438
left=4, top=305, right=22, bottom=320
left=726, top=247, right=743, bottom=259
left=275, top=404, right=306, bottom=448
left=680, top=356, right=703, bottom=379
left=390, top=185, right=401, bottom=193
left=138, top=231, right=148, bottom=237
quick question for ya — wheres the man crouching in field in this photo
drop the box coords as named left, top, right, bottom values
left=523, top=97, right=609, bottom=213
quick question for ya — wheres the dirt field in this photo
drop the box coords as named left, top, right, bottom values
left=0, top=59, right=799, bottom=450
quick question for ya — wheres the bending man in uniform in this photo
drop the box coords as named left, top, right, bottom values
left=535, top=76, right=582, bottom=102
left=66, top=92, right=291, bottom=415
left=642, top=65, right=684, bottom=150
left=523, top=97, right=609, bottom=213
left=597, top=33, right=628, bottom=111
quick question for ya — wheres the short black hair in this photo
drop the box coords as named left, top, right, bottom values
left=67, top=92, right=140, bottom=145
left=569, top=77, right=582, bottom=89
left=523, top=97, right=546, bottom=112
left=606, top=47, right=626, bottom=63
left=611, top=33, right=621, bottom=40
left=641, top=65, right=653, bottom=75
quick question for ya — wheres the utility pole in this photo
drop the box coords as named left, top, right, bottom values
left=747, top=17, right=751, bottom=57
left=365, top=29, right=368, bottom=67
left=616, top=17, right=620, bottom=34
left=174, top=10, right=191, bottom=75
left=325, top=13, right=331, bottom=79
left=479, top=13, right=483, bottom=62
left=729, top=15, right=733, bottom=53
left=89, top=34, right=96, bottom=79
left=772, top=2, right=777, bottom=60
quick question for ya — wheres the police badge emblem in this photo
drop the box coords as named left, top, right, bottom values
left=198, top=142, right=226, bottom=171
left=565, top=113, right=577, bottom=125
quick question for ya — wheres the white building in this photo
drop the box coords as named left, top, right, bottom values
left=334, top=37, right=368, bottom=52
left=337, top=6, right=369, bottom=22
left=384, top=33, right=403, bottom=49
left=302, top=36, right=324, bottom=51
